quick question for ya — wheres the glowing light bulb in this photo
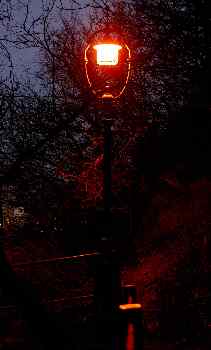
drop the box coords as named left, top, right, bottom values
left=94, top=44, right=122, bottom=65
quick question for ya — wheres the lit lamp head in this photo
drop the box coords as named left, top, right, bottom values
left=94, top=44, right=122, bottom=66
left=85, top=39, right=131, bottom=100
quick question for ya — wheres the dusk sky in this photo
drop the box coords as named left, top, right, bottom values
left=6, top=0, right=90, bottom=85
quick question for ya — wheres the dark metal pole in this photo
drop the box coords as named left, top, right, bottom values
left=94, top=106, right=121, bottom=350
left=94, top=101, right=121, bottom=317
left=103, top=118, right=112, bottom=239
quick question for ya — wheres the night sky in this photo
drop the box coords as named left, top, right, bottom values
left=4, top=0, right=89, bottom=83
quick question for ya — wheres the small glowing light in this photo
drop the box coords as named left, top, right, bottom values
left=94, top=44, right=122, bottom=65
left=119, top=303, right=142, bottom=311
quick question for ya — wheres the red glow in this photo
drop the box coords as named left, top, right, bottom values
left=119, top=303, right=142, bottom=310
left=126, top=323, right=135, bottom=350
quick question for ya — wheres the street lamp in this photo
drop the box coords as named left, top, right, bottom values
left=85, top=40, right=131, bottom=99
left=84, top=36, right=131, bottom=316
left=85, top=38, right=131, bottom=231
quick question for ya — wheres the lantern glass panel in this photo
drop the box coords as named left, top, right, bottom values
left=94, top=44, right=122, bottom=65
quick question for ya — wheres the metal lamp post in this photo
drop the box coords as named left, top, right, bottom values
left=84, top=37, right=131, bottom=315
left=85, top=39, right=131, bottom=235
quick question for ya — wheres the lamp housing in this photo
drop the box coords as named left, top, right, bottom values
left=85, top=39, right=131, bottom=100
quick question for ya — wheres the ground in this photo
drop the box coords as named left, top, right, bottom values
left=0, top=178, right=210, bottom=349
